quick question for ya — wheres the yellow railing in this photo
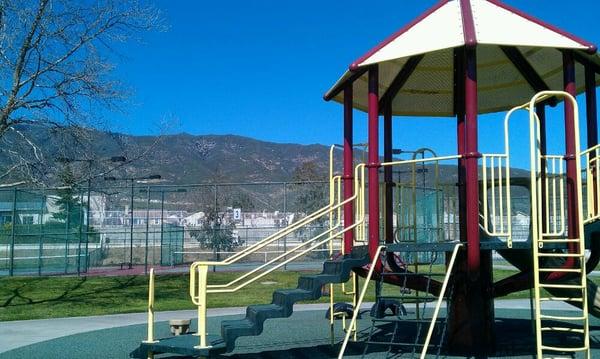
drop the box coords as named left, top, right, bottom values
left=189, top=163, right=367, bottom=349
left=540, top=155, right=565, bottom=237
left=481, top=153, right=511, bottom=244
left=419, top=243, right=462, bottom=359
left=582, top=143, right=600, bottom=224
left=479, top=106, right=526, bottom=247
left=337, top=245, right=385, bottom=359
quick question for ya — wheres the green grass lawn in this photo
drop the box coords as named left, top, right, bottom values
left=0, top=267, right=567, bottom=321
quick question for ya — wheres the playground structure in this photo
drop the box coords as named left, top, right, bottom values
left=132, top=0, right=600, bottom=358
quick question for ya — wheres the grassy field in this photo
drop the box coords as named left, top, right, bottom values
left=0, top=267, right=536, bottom=321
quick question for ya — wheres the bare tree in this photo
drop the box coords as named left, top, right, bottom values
left=0, top=0, right=163, bottom=186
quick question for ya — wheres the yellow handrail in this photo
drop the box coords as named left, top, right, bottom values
left=337, top=245, right=385, bottom=359
left=190, top=170, right=345, bottom=267
left=190, top=164, right=365, bottom=296
left=419, top=243, right=462, bottom=359
left=380, top=154, right=461, bottom=167
left=207, top=226, right=341, bottom=289
left=189, top=164, right=367, bottom=349
left=143, top=268, right=157, bottom=345
left=197, top=219, right=365, bottom=295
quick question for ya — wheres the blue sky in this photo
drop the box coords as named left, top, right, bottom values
left=111, top=0, right=600, bottom=168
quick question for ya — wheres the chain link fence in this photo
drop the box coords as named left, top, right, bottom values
left=0, top=178, right=539, bottom=276
left=0, top=181, right=331, bottom=276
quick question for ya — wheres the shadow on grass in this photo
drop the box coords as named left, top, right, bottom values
left=0, top=275, right=140, bottom=309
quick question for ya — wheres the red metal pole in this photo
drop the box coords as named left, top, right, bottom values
left=368, top=66, right=380, bottom=259
left=585, top=66, right=600, bottom=245
left=464, top=47, right=480, bottom=275
left=343, top=85, right=354, bottom=253
left=538, top=104, right=547, bottom=233
left=449, top=47, right=495, bottom=354
left=564, top=51, right=579, bottom=241
left=384, top=104, right=394, bottom=244
left=586, top=65, right=598, bottom=148
left=455, top=47, right=466, bottom=244
left=549, top=51, right=579, bottom=281
left=585, top=65, right=600, bottom=271
left=457, top=111, right=466, bottom=243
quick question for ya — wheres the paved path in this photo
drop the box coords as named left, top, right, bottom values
left=0, top=303, right=347, bottom=354
left=0, top=299, right=577, bottom=354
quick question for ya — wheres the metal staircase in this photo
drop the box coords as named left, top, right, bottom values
left=219, top=246, right=369, bottom=352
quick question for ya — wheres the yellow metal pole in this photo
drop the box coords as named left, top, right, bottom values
left=194, top=264, right=211, bottom=349
left=143, top=268, right=157, bottom=359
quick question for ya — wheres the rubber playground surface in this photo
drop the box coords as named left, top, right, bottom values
left=2, top=305, right=600, bottom=358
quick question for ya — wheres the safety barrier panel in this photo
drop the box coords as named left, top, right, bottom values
left=582, top=143, right=600, bottom=224
left=540, top=155, right=565, bottom=237
left=481, top=153, right=511, bottom=242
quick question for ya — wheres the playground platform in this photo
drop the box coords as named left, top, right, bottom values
left=1, top=302, right=599, bottom=358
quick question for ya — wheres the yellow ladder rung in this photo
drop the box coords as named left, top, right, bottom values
left=539, top=314, right=587, bottom=321
left=538, top=284, right=584, bottom=291
left=541, top=327, right=585, bottom=333
left=536, top=253, right=584, bottom=258
left=538, top=268, right=582, bottom=273
left=539, top=297, right=583, bottom=302
left=540, top=345, right=588, bottom=352
left=538, top=238, right=581, bottom=243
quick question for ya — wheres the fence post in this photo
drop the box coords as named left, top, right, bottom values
left=145, top=186, right=150, bottom=275
left=129, top=179, right=134, bottom=269
left=9, top=188, right=17, bottom=276
left=213, top=184, right=218, bottom=273
left=283, top=182, right=287, bottom=270
left=160, top=190, right=165, bottom=265
left=38, top=192, right=45, bottom=276
left=77, top=190, right=84, bottom=275
left=64, top=198, right=70, bottom=274
left=85, top=179, right=91, bottom=272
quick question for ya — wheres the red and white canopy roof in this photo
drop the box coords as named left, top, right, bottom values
left=324, top=0, right=600, bottom=116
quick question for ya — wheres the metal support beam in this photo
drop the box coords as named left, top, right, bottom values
left=383, top=104, right=393, bottom=244
left=501, top=46, right=557, bottom=106
left=464, top=47, right=480, bottom=274
left=367, top=66, right=380, bottom=260
left=537, top=104, right=548, bottom=233
left=343, top=85, right=354, bottom=252
left=501, top=46, right=549, bottom=92
left=448, top=46, right=495, bottom=356
left=586, top=65, right=598, bottom=148
left=572, top=51, right=600, bottom=75
left=379, top=55, right=423, bottom=110
left=548, top=51, right=579, bottom=281
left=323, top=67, right=369, bottom=102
